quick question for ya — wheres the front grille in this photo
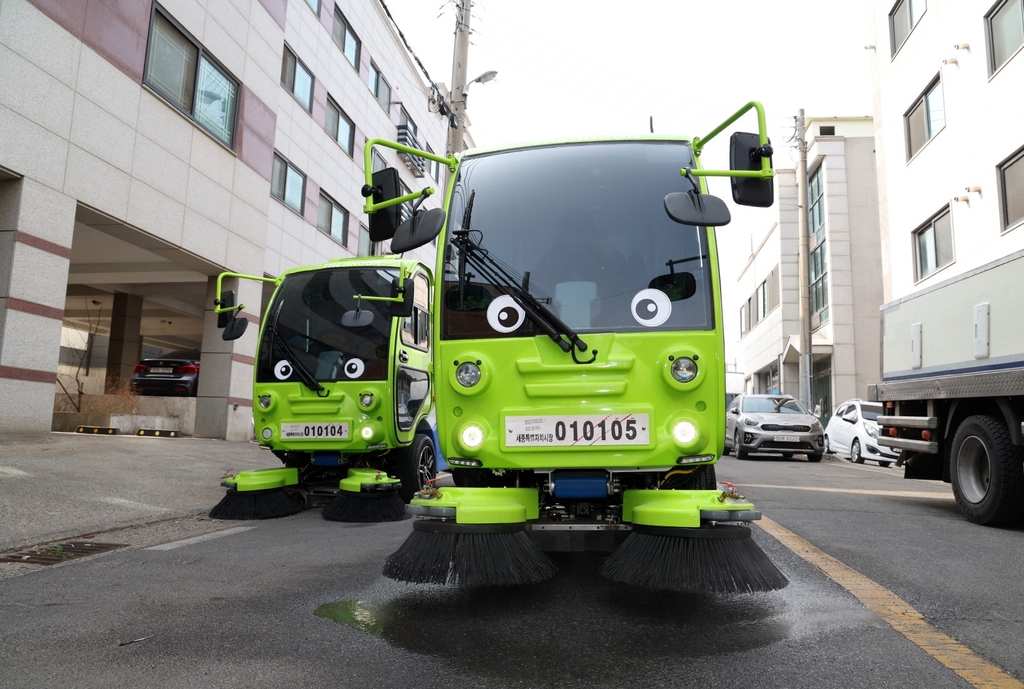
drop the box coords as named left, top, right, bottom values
left=761, top=424, right=811, bottom=432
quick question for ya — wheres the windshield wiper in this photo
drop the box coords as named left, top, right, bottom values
left=266, top=301, right=324, bottom=393
left=452, top=225, right=595, bottom=364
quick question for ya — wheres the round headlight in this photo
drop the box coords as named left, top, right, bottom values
left=461, top=424, right=484, bottom=449
left=258, top=395, right=272, bottom=409
left=456, top=362, right=482, bottom=388
left=671, top=357, right=698, bottom=383
left=261, top=427, right=272, bottom=440
left=673, top=420, right=697, bottom=444
left=360, top=426, right=375, bottom=440
left=360, top=393, right=374, bottom=408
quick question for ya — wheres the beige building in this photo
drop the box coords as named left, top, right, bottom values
left=0, top=0, right=451, bottom=438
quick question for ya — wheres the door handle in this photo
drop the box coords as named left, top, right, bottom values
left=399, top=350, right=409, bottom=363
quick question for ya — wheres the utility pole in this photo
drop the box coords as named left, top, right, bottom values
left=447, top=0, right=472, bottom=156
left=796, top=109, right=812, bottom=410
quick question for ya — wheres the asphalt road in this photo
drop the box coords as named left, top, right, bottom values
left=1, top=437, right=1022, bottom=688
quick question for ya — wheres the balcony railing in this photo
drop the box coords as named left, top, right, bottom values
left=396, top=125, right=426, bottom=177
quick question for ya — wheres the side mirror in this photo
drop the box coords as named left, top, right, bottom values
left=664, top=190, right=731, bottom=227
left=730, top=408, right=739, bottom=415
left=368, top=168, right=402, bottom=242
left=390, top=208, right=446, bottom=254
left=222, top=316, right=248, bottom=341
left=216, top=290, right=236, bottom=328
left=729, top=132, right=774, bottom=208
left=390, top=278, right=415, bottom=318
left=649, top=272, right=696, bottom=301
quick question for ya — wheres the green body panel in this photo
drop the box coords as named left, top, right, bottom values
left=339, top=467, right=400, bottom=493
left=623, top=489, right=756, bottom=528
left=225, top=467, right=299, bottom=492
left=411, top=487, right=541, bottom=524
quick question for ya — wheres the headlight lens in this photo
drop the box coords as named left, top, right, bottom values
left=360, top=426, right=375, bottom=440
left=670, top=357, right=698, bottom=383
left=261, top=427, right=272, bottom=439
left=461, top=424, right=484, bottom=449
left=742, top=417, right=759, bottom=427
left=359, top=393, right=374, bottom=408
left=456, top=362, right=482, bottom=388
left=258, top=395, right=272, bottom=409
left=673, top=421, right=697, bottom=444
left=866, top=424, right=879, bottom=438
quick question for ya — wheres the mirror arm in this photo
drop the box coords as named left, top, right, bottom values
left=214, top=271, right=278, bottom=315
left=688, top=100, right=774, bottom=181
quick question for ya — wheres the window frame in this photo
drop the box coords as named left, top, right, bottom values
left=808, top=165, right=826, bottom=244
left=889, top=0, right=926, bottom=57
left=999, top=145, right=1024, bottom=233
left=426, top=143, right=441, bottom=182
left=325, top=96, right=355, bottom=157
left=304, top=0, right=320, bottom=15
left=368, top=62, right=391, bottom=112
left=271, top=152, right=306, bottom=215
left=281, top=44, right=314, bottom=113
left=317, top=192, right=349, bottom=247
left=143, top=5, right=240, bottom=149
left=358, top=223, right=372, bottom=257
left=987, top=0, right=1024, bottom=74
left=810, top=241, right=829, bottom=329
left=332, top=8, right=362, bottom=71
left=904, top=76, right=945, bottom=161
left=913, top=207, right=955, bottom=281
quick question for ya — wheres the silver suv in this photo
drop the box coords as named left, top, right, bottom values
left=724, top=394, right=825, bottom=462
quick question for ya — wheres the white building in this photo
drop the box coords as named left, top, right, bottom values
left=736, top=117, right=883, bottom=424
left=0, top=0, right=452, bottom=438
left=868, top=0, right=1024, bottom=303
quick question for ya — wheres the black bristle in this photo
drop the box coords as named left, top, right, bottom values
left=599, top=527, right=788, bottom=594
left=383, top=522, right=557, bottom=586
left=209, top=488, right=304, bottom=520
left=322, top=491, right=407, bottom=522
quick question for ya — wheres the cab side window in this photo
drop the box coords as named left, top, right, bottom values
left=400, top=273, right=431, bottom=351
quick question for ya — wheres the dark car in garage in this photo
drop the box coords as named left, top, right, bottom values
left=132, top=349, right=201, bottom=396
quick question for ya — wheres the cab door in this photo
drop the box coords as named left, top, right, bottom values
left=393, top=270, right=432, bottom=445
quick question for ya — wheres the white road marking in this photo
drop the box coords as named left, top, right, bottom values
left=146, top=526, right=256, bottom=551
left=742, top=483, right=954, bottom=499
left=0, top=466, right=30, bottom=477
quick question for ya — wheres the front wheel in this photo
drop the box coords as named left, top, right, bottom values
left=950, top=415, right=1024, bottom=526
left=878, top=461, right=892, bottom=468
left=807, top=453, right=823, bottom=463
left=851, top=439, right=864, bottom=464
left=734, top=430, right=748, bottom=459
left=394, top=434, right=437, bottom=503
left=824, top=435, right=831, bottom=454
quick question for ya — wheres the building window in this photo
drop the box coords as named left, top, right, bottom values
left=810, top=241, right=829, bottom=328
left=281, top=45, right=313, bottom=112
left=371, top=149, right=387, bottom=174
left=359, top=224, right=372, bottom=256
left=890, top=0, right=926, bottom=56
left=272, top=153, right=305, bottom=214
left=332, top=8, right=361, bottom=70
left=1001, top=146, right=1024, bottom=231
left=739, top=304, right=748, bottom=337
left=765, top=266, right=779, bottom=312
left=400, top=181, right=413, bottom=224
left=988, top=0, right=1024, bottom=73
left=144, top=8, right=238, bottom=148
left=368, top=62, right=391, bottom=111
left=905, top=77, right=944, bottom=160
left=914, top=208, right=954, bottom=280
left=808, top=166, right=825, bottom=244
left=426, top=144, right=440, bottom=182
left=317, top=193, right=349, bottom=246
left=304, top=0, right=320, bottom=14
left=326, top=98, right=354, bottom=156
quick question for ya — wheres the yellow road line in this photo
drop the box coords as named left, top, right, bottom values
left=741, top=483, right=954, bottom=500
left=758, top=516, right=1023, bottom=689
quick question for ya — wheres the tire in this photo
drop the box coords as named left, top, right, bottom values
left=851, top=439, right=864, bottom=464
left=394, top=433, right=437, bottom=503
left=734, top=430, right=748, bottom=460
left=782, top=452, right=793, bottom=459
left=663, top=463, right=717, bottom=490
left=878, top=461, right=892, bottom=468
left=824, top=435, right=831, bottom=454
left=950, top=415, right=1024, bottom=526
left=807, top=453, right=823, bottom=463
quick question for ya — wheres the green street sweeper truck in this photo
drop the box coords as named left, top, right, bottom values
left=364, top=102, right=790, bottom=593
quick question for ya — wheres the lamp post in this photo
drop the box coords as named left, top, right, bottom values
left=447, top=0, right=496, bottom=154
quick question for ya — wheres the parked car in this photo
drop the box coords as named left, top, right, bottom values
left=824, top=399, right=899, bottom=467
left=132, top=349, right=201, bottom=396
left=724, top=394, right=825, bottom=462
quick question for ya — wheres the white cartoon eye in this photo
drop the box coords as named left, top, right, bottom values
left=631, top=289, right=672, bottom=327
left=486, top=295, right=526, bottom=333
left=344, top=358, right=365, bottom=379
left=274, top=360, right=293, bottom=380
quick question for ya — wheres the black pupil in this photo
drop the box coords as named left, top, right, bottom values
left=499, top=306, right=518, bottom=325
left=346, top=362, right=358, bottom=373
left=636, top=299, right=658, bottom=318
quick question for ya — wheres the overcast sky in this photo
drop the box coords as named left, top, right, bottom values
left=382, top=0, right=875, bottom=366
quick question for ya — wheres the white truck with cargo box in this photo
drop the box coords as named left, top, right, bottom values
left=868, top=249, right=1024, bottom=526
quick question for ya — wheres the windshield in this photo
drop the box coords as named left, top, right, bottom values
left=256, top=267, right=397, bottom=384
left=742, top=397, right=808, bottom=414
left=861, top=404, right=883, bottom=421
left=442, top=141, right=713, bottom=339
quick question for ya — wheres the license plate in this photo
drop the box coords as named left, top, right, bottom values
left=280, top=423, right=349, bottom=440
left=775, top=435, right=799, bottom=442
left=505, top=414, right=649, bottom=447
left=150, top=367, right=173, bottom=374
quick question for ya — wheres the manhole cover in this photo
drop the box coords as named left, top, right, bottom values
left=0, top=541, right=127, bottom=565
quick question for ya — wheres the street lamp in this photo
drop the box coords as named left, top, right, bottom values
left=462, top=70, right=497, bottom=93
left=449, top=70, right=497, bottom=154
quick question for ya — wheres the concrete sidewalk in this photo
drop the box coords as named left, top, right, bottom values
left=0, top=432, right=273, bottom=553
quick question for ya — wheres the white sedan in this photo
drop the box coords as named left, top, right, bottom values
left=824, top=399, right=900, bottom=467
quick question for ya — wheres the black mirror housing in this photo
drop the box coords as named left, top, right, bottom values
left=222, top=316, right=248, bottom=341
left=664, top=190, right=732, bottom=227
left=390, top=278, right=415, bottom=318
left=368, top=168, right=402, bottom=242
left=729, top=132, right=774, bottom=208
left=391, top=208, right=446, bottom=254
left=216, top=290, right=236, bottom=328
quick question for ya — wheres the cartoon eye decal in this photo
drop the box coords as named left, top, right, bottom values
left=343, top=358, right=365, bottom=379
left=631, top=289, right=672, bottom=327
left=274, top=360, right=293, bottom=380
left=486, top=295, right=526, bottom=333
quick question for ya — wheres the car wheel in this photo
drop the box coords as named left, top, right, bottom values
left=395, top=433, right=437, bottom=503
left=851, top=439, right=864, bottom=464
left=824, top=434, right=831, bottom=454
left=807, top=452, right=823, bottom=463
left=950, top=415, right=1024, bottom=526
left=878, top=461, right=892, bottom=468
left=734, top=430, right=748, bottom=460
